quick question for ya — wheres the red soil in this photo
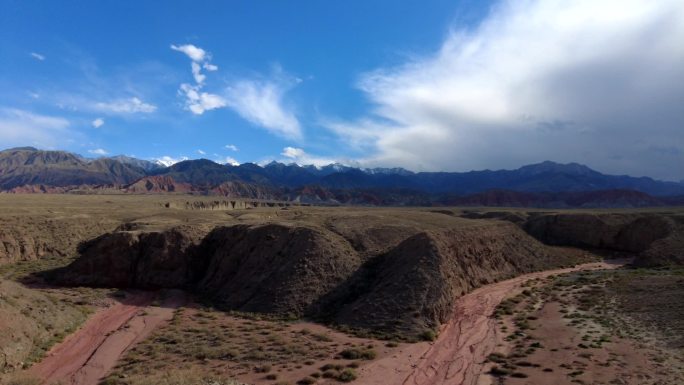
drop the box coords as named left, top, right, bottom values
left=29, top=291, right=184, bottom=385
left=357, top=260, right=624, bottom=385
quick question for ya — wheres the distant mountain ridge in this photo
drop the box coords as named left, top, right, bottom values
left=1, top=147, right=684, bottom=207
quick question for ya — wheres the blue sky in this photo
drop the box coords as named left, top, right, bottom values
left=1, top=0, right=683, bottom=180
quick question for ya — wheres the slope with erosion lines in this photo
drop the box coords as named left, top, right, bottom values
left=54, top=217, right=594, bottom=339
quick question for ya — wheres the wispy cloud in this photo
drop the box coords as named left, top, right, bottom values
left=197, top=149, right=206, bottom=155
left=94, top=97, right=157, bottom=114
left=88, top=148, right=108, bottom=156
left=224, top=70, right=302, bottom=140
left=0, top=108, right=71, bottom=147
left=91, top=118, right=104, bottom=128
left=225, top=144, right=239, bottom=151
left=30, top=52, right=45, bottom=61
left=327, top=0, right=684, bottom=179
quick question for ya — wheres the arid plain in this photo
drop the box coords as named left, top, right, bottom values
left=1, top=195, right=683, bottom=385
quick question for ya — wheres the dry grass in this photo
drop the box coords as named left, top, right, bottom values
left=0, top=279, right=92, bottom=373
left=101, top=367, right=242, bottom=385
left=103, top=306, right=385, bottom=385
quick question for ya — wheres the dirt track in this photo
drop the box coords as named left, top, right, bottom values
left=357, top=260, right=625, bottom=385
left=29, top=291, right=183, bottom=385
left=28, top=261, right=622, bottom=385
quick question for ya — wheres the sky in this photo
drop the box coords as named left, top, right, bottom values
left=1, top=0, right=683, bottom=180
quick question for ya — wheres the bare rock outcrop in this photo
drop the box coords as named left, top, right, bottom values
left=54, top=226, right=208, bottom=288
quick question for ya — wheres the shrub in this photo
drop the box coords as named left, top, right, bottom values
left=337, top=368, right=358, bottom=382
left=490, top=366, right=511, bottom=376
left=487, top=352, right=507, bottom=363
left=255, top=364, right=272, bottom=373
left=322, top=370, right=337, bottom=378
left=420, top=329, right=437, bottom=341
left=297, top=377, right=316, bottom=385
left=339, top=348, right=376, bottom=360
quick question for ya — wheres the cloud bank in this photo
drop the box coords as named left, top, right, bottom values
left=329, top=0, right=684, bottom=180
left=0, top=108, right=71, bottom=147
left=280, top=146, right=334, bottom=167
left=88, top=148, right=108, bottom=155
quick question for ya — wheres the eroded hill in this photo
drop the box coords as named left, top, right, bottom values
left=51, top=206, right=597, bottom=339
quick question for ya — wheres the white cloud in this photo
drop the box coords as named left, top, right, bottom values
left=191, top=62, right=206, bottom=85
left=88, top=148, right=108, bottom=156
left=281, top=147, right=306, bottom=159
left=172, top=43, right=228, bottom=115
left=171, top=44, right=301, bottom=138
left=0, top=108, right=71, bottom=147
left=94, top=97, right=157, bottom=114
left=30, top=52, right=45, bottom=61
left=91, top=118, right=104, bottom=128
left=225, top=78, right=302, bottom=139
left=197, top=149, right=206, bottom=155
left=179, top=83, right=227, bottom=115
left=153, top=155, right=189, bottom=167
left=221, top=156, right=240, bottom=166
left=279, top=147, right=334, bottom=167
left=328, top=0, right=684, bottom=180
left=225, top=144, right=239, bottom=151
left=170, top=44, right=207, bottom=62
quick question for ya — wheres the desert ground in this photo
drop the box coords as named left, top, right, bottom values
left=1, top=195, right=683, bottom=385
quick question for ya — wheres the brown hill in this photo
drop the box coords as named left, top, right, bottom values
left=0, top=148, right=145, bottom=189
left=196, top=224, right=362, bottom=316
left=123, top=176, right=194, bottom=194
left=210, top=181, right=281, bottom=200
left=446, top=189, right=666, bottom=208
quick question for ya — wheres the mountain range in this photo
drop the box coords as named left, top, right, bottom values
left=1, top=146, right=683, bottom=207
